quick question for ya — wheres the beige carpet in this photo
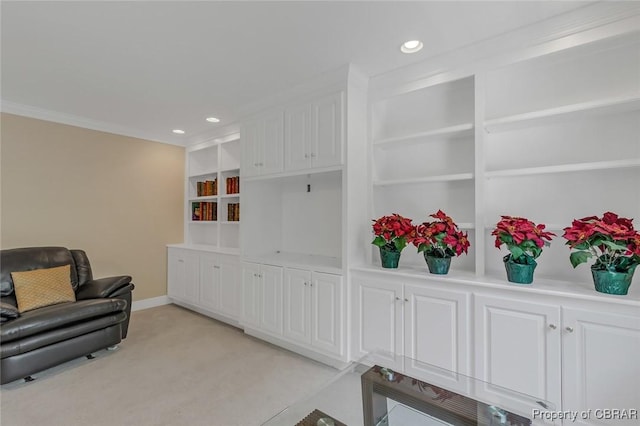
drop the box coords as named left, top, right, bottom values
left=0, top=304, right=337, bottom=426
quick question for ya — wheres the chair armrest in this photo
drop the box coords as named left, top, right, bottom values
left=0, top=301, right=20, bottom=323
left=76, top=276, right=133, bottom=300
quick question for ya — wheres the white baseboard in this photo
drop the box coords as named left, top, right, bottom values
left=131, top=295, right=171, bottom=312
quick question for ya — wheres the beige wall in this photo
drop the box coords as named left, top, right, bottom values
left=0, top=113, right=185, bottom=301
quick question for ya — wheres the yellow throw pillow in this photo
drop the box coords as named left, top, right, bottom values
left=12, top=265, right=76, bottom=313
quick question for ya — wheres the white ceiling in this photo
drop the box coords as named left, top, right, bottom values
left=1, top=1, right=591, bottom=146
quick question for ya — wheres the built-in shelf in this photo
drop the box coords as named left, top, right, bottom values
left=219, top=221, right=241, bottom=225
left=189, top=170, right=218, bottom=179
left=484, top=95, right=640, bottom=133
left=374, top=172, right=474, bottom=186
left=486, top=158, right=640, bottom=179
left=190, top=196, right=219, bottom=202
left=374, top=123, right=474, bottom=147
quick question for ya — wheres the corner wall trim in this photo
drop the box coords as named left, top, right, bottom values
left=132, top=295, right=171, bottom=312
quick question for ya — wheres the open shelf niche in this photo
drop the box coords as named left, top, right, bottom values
left=184, top=133, right=241, bottom=252
left=241, top=170, right=343, bottom=273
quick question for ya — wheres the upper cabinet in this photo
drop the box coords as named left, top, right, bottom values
left=241, top=110, right=284, bottom=178
left=284, top=91, right=344, bottom=172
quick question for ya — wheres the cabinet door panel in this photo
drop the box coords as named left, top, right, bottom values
left=353, top=277, right=403, bottom=370
left=167, top=248, right=186, bottom=300
left=475, top=295, right=561, bottom=413
left=241, top=263, right=261, bottom=327
left=404, top=285, right=470, bottom=392
left=283, top=268, right=311, bottom=343
left=199, top=253, right=220, bottom=311
left=218, top=256, right=240, bottom=319
left=563, top=307, right=640, bottom=426
left=284, top=103, right=312, bottom=171
left=241, top=120, right=261, bottom=177
left=262, top=111, right=284, bottom=175
left=311, top=272, right=342, bottom=355
left=182, top=251, right=200, bottom=304
left=260, top=265, right=284, bottom=335
left=312, top=91, right=343, bottom=168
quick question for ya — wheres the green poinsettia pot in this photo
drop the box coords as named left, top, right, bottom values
left=379, top=247, right=401, bottom=268
left=591, top=265, right=636, bottom=295
left=503, top=255, right=537, bottom=284
left=424, top=254, right=451, bottom=275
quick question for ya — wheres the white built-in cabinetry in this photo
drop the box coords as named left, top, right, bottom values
left=369, top=31, right=640, bottom=282
left=167, top=133, right=243, bottom=325
left=284, top=92, right=344, bottom=171
left=242, top=110, right=284, bottom=177
left=474, top=292, right=640, bottom=425
left=352, top=267, right=640, bottom=424
left=167, top=247, right=241, bottom=324
left=239, top=66, right=368, bottom=365
left=351, top=269, right=471, bottom=393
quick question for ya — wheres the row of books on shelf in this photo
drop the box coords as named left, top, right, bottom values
left=226, top=176, right=240, bottom=194
left=195, top=176, right=240, bottom=197
left=227, top=203, right=240, bottom=222
left=196, top=179, right=218, bottom=196
left=192, top=202, right=217, bottom=221
left=191, top=201, right=239, bottom=222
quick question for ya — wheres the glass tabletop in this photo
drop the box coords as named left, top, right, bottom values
left=261, top=353, right=555, bottom=426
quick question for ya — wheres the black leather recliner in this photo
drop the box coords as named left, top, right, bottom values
left=0, top=247, right=134, bottom=384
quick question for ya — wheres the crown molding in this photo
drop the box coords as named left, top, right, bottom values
left=0, top=100, right=186, bottom=147
left=369, top=1, right=640, bottom=100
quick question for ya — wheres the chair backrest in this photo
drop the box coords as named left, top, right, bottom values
left=0, top=247, right=80, bottom=297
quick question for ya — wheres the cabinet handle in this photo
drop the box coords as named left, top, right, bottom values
left=310, top=153, right=316, bottom=158
left=178, top=259, right=184, bottom=263
left=565, top=326, right=574, bottom=333
left=395, top=297, right=401, bottom=301
left=254, top=163, right=259, bottom=167
left=213, top=265, right=220, bottom=269
left=404, top=298, right=409, bottom=302
left=548, top=324, right=557, bottom=330
left=304, top=154, right=309, bottom=159
left=304, top=282, right=308, bottom=286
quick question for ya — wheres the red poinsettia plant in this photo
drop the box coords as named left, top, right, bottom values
left=562, top=212, right=640, bottom=273
left=412, top=210, right=470, bottom=258
left=492, top=216, right=555, bottom=264
left=372, top=214, right=414, bottom=252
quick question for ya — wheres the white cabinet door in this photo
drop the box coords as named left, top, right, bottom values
left=241, top=111, right=284, bottom=177
left=284, top=103, right=312, bottom=171
left=241, top=119, right=261, bottom=177
left=311, top=91, right=343, bottom=169
left=167, top=248, right=186, bottom=300
left=283, top=267, right=311, bottom=343
left=474, top=294, right=562, bottom=414
left=218, top=255, right=240, bottom=319
left=562, top=307, right=640, bottom=426
left=352, top=276, right=403, bottom=370
left=199, top=253, right=220, bottom=311
left=261, top=111, right=284, bottom=175
left=260, top=264, right=284, bottom=335
left=404, top=285, right=470, bottom=392
left=311, top=272, right=343, bottom=356
left=241, top=262, right=261, bottom=327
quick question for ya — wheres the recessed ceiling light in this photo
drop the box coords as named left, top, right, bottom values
left=401, top=40, right=423, bottom=54
left=206, top=117, right=220, bottom=123
left=172, top=129, right=185, bottom=134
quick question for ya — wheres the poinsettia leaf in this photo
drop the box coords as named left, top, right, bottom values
left=570, top=251, right=591, bottom=268
left=372, top=236, right=386, bottom=248
left=394, top=238, right=407, bottom=252
left=510, top=246, right=524, bottom=259
left=600, top=240, right=628, bottom=252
